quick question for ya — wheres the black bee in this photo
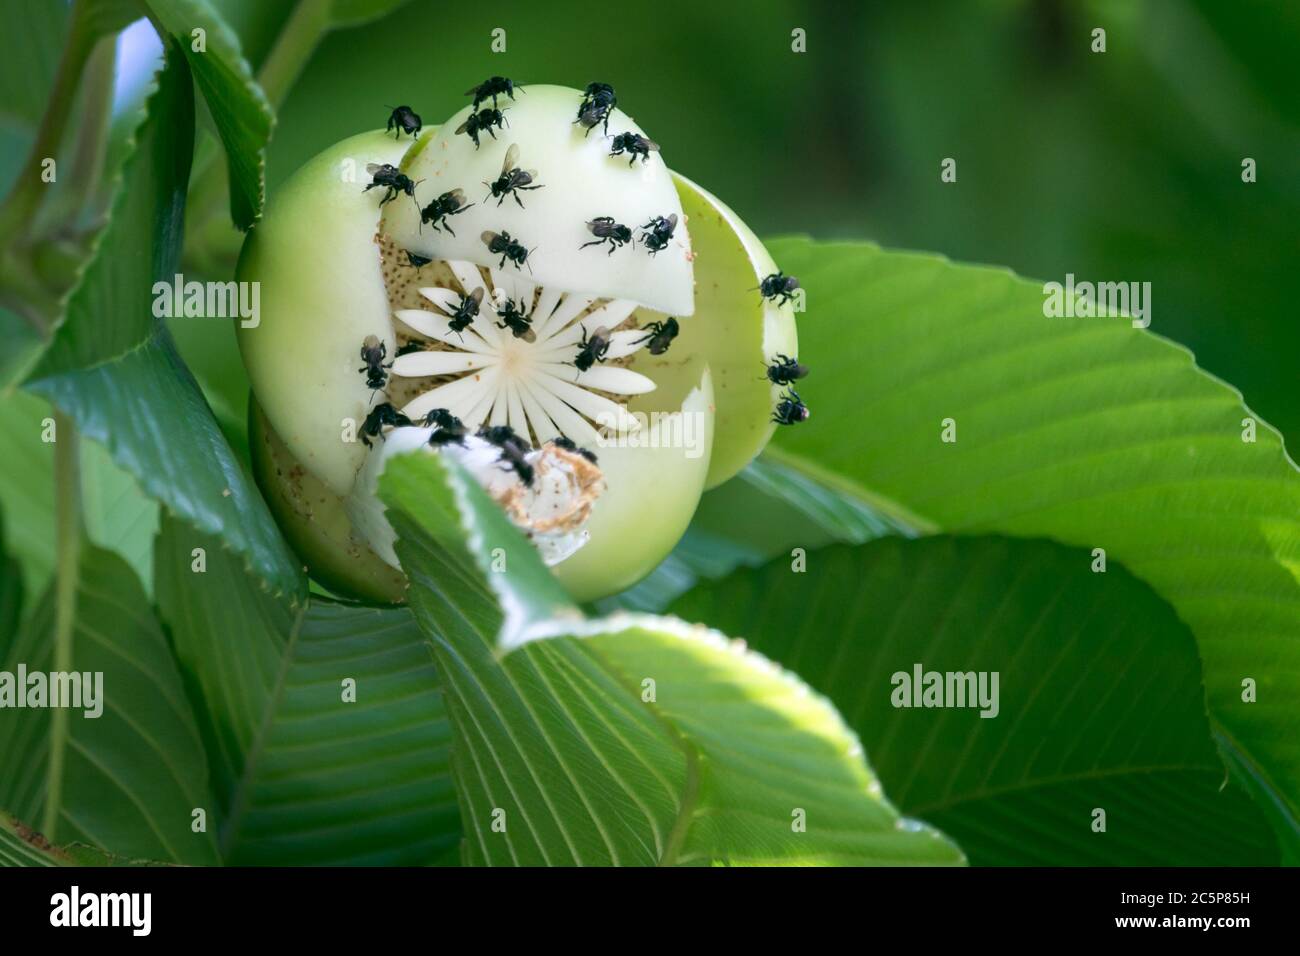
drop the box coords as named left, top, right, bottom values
left=581, top=217, right=633, bottom=254
left=639, top=214, right=677, bottom=256
left=420, top=189, right=473, bottom=235
left=455, top=108, right=508, bottom=148
left=386, top=104, right=422, bottom=139
left=423, top=408, right=469, bottom=447
left=573, top=326, right=611, bottom=372
left=358, top=335, right=394, bottom=391
left=575, top=82, right=616, bottom=136
left=446, top=288, right=485, bottom=336
left=364, top=163, right=420, bottom=210
left=609, top=132, right=658, bottom=165
left=484, top=144, right=543, bottom=208
left=423, top=407, right=462, bottom=430
left=466, top=76, right=520, bottom=109
left=494, top=295, right=534, bottom=339
left=482, top=230, right=533, bottom=272
left=396, top=340, right=426, bottom=356
left=478, top=424, right=535, bottom=486
left=757, top=271, right=800, bottom=306
left=765, top=354, right=808, bottom=386
left=551, top=435, right=598, bottom=464
left=405, top=250, right=432, bottom=268
left=634, top=317, right=679, bottom=355
left=360, top=402, right=412, bottom=447
left=772, top=389, right=811, bottom=426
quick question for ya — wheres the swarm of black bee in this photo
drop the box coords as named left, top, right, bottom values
left=754, top=275, right=809, bottom=425
left=361, top=79, right=810, bottom=451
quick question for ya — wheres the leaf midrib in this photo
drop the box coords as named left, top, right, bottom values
left=905, top=762, right=1224, bottom=817
left=217, top=600, right=307, bottom=860
left=42, top=411, right=82, bottom=838
left=574, top=640, right=702, bottom=867
left=762, top=444, right=938, bottom=536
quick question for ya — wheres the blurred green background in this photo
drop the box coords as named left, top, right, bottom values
left=236, top=0, right=1300, bottom=449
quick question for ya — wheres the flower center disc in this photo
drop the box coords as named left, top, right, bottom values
left=377, top=232, right=658, bottom=451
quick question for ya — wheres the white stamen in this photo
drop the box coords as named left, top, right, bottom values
left=390, top=258, right=655, bottom=445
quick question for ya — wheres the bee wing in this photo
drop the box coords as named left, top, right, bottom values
left=664, top=213, right=678, bottom=230
left=481, top=231, right=500, bottom=244
left=502, top=143, right=520, bottom=173
left=468, top=288, right=485, bottom=305
left=645, top=138, right=661, bottom=152
left=455, top=118, right=472, bottom=134
left=447, top=188, right=466, bottom=204
left=464, top=83, right=483, bottom=96
left=365, top=163, right=383, bottom=174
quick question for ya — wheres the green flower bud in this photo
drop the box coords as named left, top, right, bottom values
left=237, top=85, right=798, bottom=602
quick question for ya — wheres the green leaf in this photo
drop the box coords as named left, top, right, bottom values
left=11, top=46, right=296, bottom=597
left=0, top=390, right=55, bottom=597
left=29, top=332, right=304, bottom=602
left=766, top=237, right=1300, bottom=843
left=599, top=454, right=922, bottom=613
left=80, top=440, right=159, bottom=597
left=154, top=516, right=460, bottom=865
left=669, top=536, right=1279, bottom=865
left=144, top=0, right=274, bottom=229
left=381, top=453, right=962, bottom=866
left=0, top=811, right=165, bottom=867
left=0, top=305, right=45, bottom=390
left=166, top=310, right=250, bottom=449
left=0, top=542, right=220, bottom=864
left=0, top=390, right=158, bottom=600
left=0, top=511, right=21, bottom=663
left=31, top=44, right=193, bottom=379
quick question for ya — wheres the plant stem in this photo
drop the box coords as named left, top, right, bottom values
left=42, top=412, right=82, bottom=838
left=0, top=5, right=94, bottom=248
left=259, top=0, right=332, bottom=108
left=0, top=0, right=108, bottom=335
left=186, top=0, right=332, bottom=237
left=40, top=33, right=118, bottom=239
